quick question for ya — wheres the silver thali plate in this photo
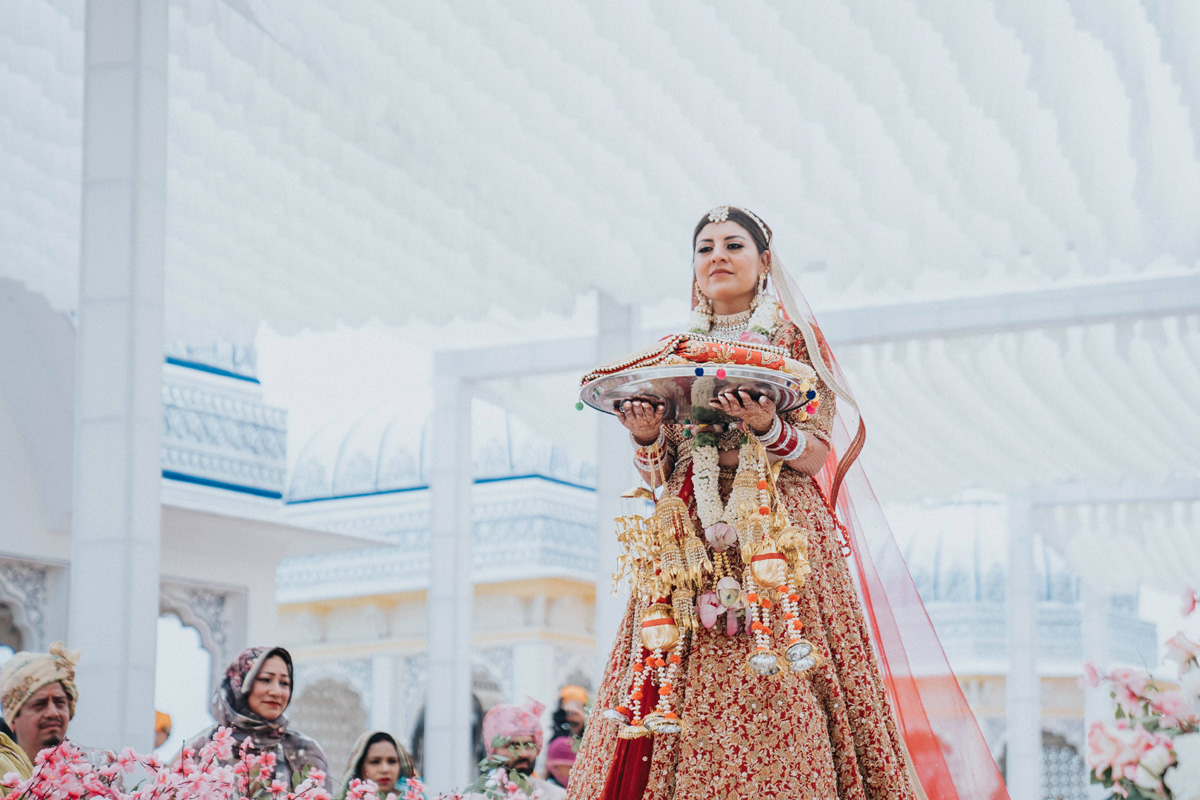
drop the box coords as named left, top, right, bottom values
left=580, top=364, right=812, bottom=423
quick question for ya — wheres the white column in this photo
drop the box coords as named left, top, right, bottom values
left=370, top=654, right=396, bottom=733
left=593, top=294, right=638, bottom=680
left=424, top=372, right=474, bottom=792
left=67, top=0, right=167, bottom=752
left=1081, top=585, right=1111, bottom=800
left=510, top=640, right=555, bottom=706
left=1005, top=495, right=1042, bottom=798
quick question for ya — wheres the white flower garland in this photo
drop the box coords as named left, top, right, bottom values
left=747, top=294, right=781, bottom=337
left=688, top=292, right=782, bottom=533
left=692, top=441, right=756, bottom=530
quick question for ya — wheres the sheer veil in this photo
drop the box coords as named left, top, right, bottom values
left=768, top=246, right=1011, bottom=800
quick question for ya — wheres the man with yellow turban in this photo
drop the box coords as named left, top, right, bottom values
left=0, top=642, right=80, bottom=779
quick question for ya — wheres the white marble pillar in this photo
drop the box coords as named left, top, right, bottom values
left=510, top=638, right=555, bottom=707
left=1081, top=585, right=1111, bottom=800
left=1005, top=495, right=1042, bottom=798
left=67, top=0, right=167, bottom=752
left=593, top=294, right=638, bottom=680
left=424, top=372, right=474, bottom=791
left=370, top=653, right=397, bottom=733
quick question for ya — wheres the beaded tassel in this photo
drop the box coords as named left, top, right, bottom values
left=605, top=597, right=647, bottom=729
left=744, top=566, right=782, bottom=676
left=780, top=583, right=819, bottom=673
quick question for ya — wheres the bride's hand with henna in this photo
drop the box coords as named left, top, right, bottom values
left=615, top=399, right=666, bottom=444
left=710, top=389, right=777, bottom=434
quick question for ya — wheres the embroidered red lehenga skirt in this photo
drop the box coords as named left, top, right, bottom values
left=566, top=464, right=917, bottom=800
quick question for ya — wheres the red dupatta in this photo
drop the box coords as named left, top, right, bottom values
left=781, top=272, right=1009, bottom=799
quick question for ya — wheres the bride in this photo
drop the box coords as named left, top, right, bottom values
left=567, top=207, right=1006, bottom=800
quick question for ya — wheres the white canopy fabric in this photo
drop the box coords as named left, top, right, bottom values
left=2, top=0, right=1199, bottom=586
left=4, top=0, right=1200, bottom=343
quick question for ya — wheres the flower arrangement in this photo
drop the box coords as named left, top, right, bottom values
left=343, top=777, right=428, bottom=800
left=0, top=729, right=435, bottom=800
left=1084, top=585, right=1200, bottom=799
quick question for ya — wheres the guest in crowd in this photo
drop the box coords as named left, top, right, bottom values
left=463, top=699, right=565, bottom=800
left=185, top=646, right=332, bottom=792
left=0, top=642, right=79, bottom=780
left=154, top=711, right=172, bottom=749
left=543, top=735, right=577, bottom=790
left=548, top=685, right=587, bottom=743
left=341, top=730, right=417, bottom=798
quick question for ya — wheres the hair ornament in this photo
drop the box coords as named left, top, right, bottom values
left=740, top=207, right=772, bottom=246
left=707, top=205, right=771, bottom=246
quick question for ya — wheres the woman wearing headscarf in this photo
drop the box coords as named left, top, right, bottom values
left=340, top=730, right=417, bottom=798
left=185, top=646, right=331, bottom=792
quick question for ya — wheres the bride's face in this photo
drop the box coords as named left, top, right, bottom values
left=693, top=220, right=768, bottom=313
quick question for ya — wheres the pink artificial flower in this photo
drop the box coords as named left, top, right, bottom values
left=1086, top=720, right=1141, bottom=775
left=270, top=779, right=289, bottom=793
left=697, top=592, right=721, bottom=629
left=1149, top=689, right=1192, bottom=727
left=1165, top=632, right=1200, bottom=675
left=211, top=726, right=236, bottom=761
left=704, top=523, right=737, bottom=552
left=347, top=778, right=377, bottom=800
left=1080, top=661, right=1103, bottom=689
left=1132, top=730, right=1175, bottom=790
left=737, top=331, right=770, bottom=345
left=402, top=777, right=426, bottom=800
left=1183, top=585, right=1198, bottom=617
left=307, top=767, right=326, bottom=787
left=116, top=745, right=139, bottom=770
left=1108, top=667, right=1151, bottom=716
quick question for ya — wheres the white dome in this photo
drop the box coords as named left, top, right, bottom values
left=888, top=500, right=1079, bottom=605
left=287, top=399, right=594, bottom=501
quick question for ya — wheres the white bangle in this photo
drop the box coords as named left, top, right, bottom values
left=755, top=416, right=783, bottom=447
left=631, top=427, right=665, bottom=450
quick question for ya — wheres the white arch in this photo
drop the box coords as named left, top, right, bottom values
left=159, top=583, right=238, bottom=693
left=0, top=558, right=52, bottom=651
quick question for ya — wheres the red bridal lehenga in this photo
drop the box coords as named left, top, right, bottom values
left=569, top=225, right=1009, bottom=800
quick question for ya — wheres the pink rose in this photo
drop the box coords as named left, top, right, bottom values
left=704, top=523, right=737, bottom=552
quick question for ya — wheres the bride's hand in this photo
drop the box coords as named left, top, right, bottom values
left=615, top=399, right=666, bottom=444
left=710, top=389, right=776, bottom=434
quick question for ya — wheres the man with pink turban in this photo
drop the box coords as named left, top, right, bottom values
left=462, top=698, right=565, bottom=800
